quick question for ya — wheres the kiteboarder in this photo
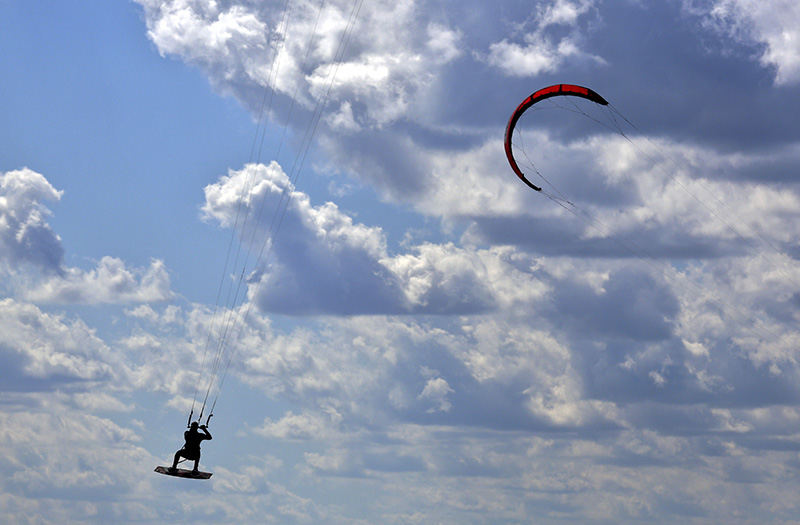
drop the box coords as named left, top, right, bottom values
left=171, top=421, right=212, bottom=473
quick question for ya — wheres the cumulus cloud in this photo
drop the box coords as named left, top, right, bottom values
left=689, top=0, right=800, bottom=85
left=20, top=268, right=795, bottom=522
left=0, top=168, right=64, bottom=274
left=0, top=168, right=174, bottom=305
left=0, top=409, right=150, bottom=501
left=204, top=286, right=800, bottom=519
left=0, top=298, right=123, bottom=391
left=204, top=161, right=719, bottom=321
left=484, top=0, right=605, bottom=76
left=133, top=0, right=479, bottom=215
left=463, top=128, right=800, bottom=263
left=254, top=408, right=343, bottom=440
left=133, top=0, right=800, bottom=220
left=138, top=0, right=268, bottom=84
left=137, top=0, right=464, bottom=128
left=202, top=162, right=508, bottom=314
left=8, top=2, right=800, bottom=522
left=417, top=375, right=454, bottom=413
left=24, top=257, right=173, bottom=304
left=0, top=394, right=318, bottom=524
left=202, top=162, right=405, bottom=314
left=3, top=241, right=793, bottom=522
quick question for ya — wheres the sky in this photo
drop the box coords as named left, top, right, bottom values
left=2, top=0, right=800, bottom=523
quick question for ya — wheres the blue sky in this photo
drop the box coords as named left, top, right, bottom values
left=3, top=0, right=800, bottom=523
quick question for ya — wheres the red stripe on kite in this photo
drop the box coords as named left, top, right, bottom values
left=504, top=84, right=609, bottom=191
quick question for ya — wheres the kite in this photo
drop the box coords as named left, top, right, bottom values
left=504, top=84, right=609, bottom=191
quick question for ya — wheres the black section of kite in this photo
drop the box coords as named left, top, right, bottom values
left=504, top=84, right=609, bottom=191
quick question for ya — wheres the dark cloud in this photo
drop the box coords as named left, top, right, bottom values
left=250, top=256, right=407, bottom=316
left=580, top=2, right=800, bottom=150
left=572, top=327, right=800, bottom=411
left=550, top=266, right=679, bottom=341
left=321, top=130, right=432, bottom=202
left=626, top=403, right=724, bottom=436
left=466, top=214, right=749, bottom=259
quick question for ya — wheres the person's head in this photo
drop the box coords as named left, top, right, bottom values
left=191, top=421, right=199, bottom=430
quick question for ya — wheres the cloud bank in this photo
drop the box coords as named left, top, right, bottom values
left=5, top=0, right=800, bottom=522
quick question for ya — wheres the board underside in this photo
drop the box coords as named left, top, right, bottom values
left=154, top=466, right=212, bottom=479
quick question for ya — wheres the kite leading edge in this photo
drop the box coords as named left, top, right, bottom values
left=504, top=84, right=609, bottom=191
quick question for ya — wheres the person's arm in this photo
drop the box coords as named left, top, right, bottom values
left=200, top=425, right=212, bottom=440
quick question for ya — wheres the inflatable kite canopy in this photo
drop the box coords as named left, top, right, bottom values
left=504, top=84, right=609, bottom=191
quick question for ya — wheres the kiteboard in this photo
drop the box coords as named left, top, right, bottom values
left=154, top=466, right=212, bottom=479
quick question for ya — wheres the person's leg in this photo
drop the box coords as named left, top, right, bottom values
left=172, top=450, right=182, bottom=469
left=192, top=458, right=200, bottom=473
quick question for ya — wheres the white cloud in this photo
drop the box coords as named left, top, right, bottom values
left=124, top=304, right=181, bottom=325
left=137, top=0, right=464, bottom=130
left=689, top=0, right=800, bottom=84
left=72, top=392, right=134, bottom=413
left=0, top=409, right=148, bottom=496
left=383, top=243, right=496, bottom=313
left=587, top=135, right=800, bottom=244
left=24, top=257, right=173, bottom=304
left=138, top=0, right=268, bottom=81
left=202, top=162, right=404, bottom=314
left=417, top=375, right=454, bottom=413
left=0, top=394, right=316, bottom=524
left=484, top=0, right=605, bottom=77
left=202, top=162, right=534, bottom=315
left=0, top=168, right=64, bottom=274
left=9, top=2, right=800, bottom=522
left=303, top=448, right=357, bottom=475
left=254, top=408, right=343, bottom=440
left=0, top=298, right=121, bottom=387
left=3, top=252, right=797, bottom=522
left=0, top=168, right=174, bottom=305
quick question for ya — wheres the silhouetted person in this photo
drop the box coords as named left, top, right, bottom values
left=171, top=421, right=212, bottom=473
